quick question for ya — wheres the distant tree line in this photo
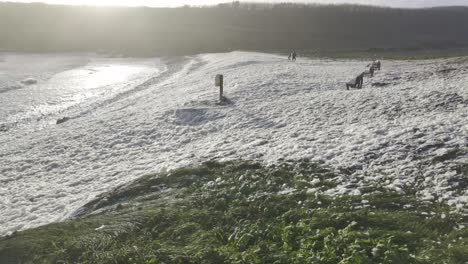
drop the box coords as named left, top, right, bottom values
left=1, top=2, right=468, bottom=56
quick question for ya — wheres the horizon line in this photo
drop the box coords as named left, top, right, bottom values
left=1, top=0, right=468, bottom=9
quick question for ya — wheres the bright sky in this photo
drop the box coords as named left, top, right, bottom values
left=2, top=0, right=468, bottom=8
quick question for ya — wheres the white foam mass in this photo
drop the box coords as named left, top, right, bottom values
left=0, top=51, right=467, bottom=236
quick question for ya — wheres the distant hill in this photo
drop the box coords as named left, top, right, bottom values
left=340, top=0, right=468, bottom=8
left=1, top=2, right=468, bottom=56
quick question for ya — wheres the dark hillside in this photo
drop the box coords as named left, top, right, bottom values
left=1, top=2, right=468, bottom=55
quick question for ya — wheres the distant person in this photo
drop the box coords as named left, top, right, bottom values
left=292, top=51, right=297, bottom=61
left=288, top=53, right=292, bottom=60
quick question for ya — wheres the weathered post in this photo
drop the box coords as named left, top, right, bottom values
left=215, top=74, right=224, bottom=103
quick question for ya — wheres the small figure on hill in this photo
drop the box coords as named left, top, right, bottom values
left=288, top=53, right=292, bottom=61
left=292, top=51, right=297, bottom=61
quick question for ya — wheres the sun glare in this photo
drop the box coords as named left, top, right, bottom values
left=0, top=0, right=243, bottom=7
left=11, top=0, right=162, bottom=7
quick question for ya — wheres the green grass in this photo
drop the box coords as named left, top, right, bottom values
left=281, top=48, right=468, bottom=60
left=0, top=160, right=467, bottom=264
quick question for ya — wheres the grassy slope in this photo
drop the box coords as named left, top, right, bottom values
left=0, top=161, right=467, bottom=264
left=300, top=49, right=468, bottom=60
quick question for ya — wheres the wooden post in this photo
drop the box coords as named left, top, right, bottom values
left=215, top=74, right=224, bottom=102
left=220, top=79, right=224, bottom=102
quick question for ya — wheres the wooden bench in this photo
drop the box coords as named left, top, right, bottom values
left=365, top=61, right=381, bottom=77
left=371, top=61, right=381, bottom=71
left=346, top=79, right=358, bottom=90
left=346, top=74, right=364, bottom=90
left=364, top=66, right=375, bottom=77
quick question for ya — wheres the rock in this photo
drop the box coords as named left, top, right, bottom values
left=20, top=78, right=38, bottom=85
left=56, top=117, right=70, bottom=125
left=437, top=68, right=457, bottom=74
left=372, top=82, right=390, bottom=87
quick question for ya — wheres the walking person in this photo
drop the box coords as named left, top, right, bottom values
left=292, top=51, right=297, bottom=61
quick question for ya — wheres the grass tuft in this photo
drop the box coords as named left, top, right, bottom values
left=0, top=161, right=466, bottom=263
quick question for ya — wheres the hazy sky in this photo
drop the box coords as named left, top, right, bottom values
left=2, top=0, right=468, bottom=8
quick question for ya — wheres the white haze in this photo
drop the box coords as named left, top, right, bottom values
left=1, top=0, right=468, bottom=8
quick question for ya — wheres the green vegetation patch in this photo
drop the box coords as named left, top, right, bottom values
left=0, top=160, right=467, bottom=264
left=301, top=49, right=468, bottom=60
